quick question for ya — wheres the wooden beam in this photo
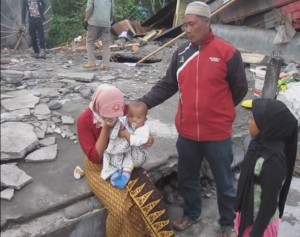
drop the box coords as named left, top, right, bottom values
left=137, top=32, right=186, bottom=64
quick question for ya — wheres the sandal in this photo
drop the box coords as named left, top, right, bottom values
left=99, top=64, right=110, bottom=71
left=173, top=216, right=201, bottom=231
left=83, top=63, right=96, bottom=69
left=220, top=226, right=237, bottom=237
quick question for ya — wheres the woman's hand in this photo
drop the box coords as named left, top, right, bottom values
left=143, top=134, right=154, bottom=149
left=103, top=118, right=118, bottom=128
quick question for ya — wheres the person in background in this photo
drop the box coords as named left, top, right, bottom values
left=83, top=0, right=113, bottom=71
left=101, top=100, right=150, bottom=190
left=235, top=98, right=298, bottom=237
left=138, top=1, right=248, bottom=236
left=22, top=0, right=46, bottom=59
left=77, top=84, right=174, bottom=237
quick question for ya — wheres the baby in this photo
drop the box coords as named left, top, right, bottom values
left=100, top=100, right=150, bottom=189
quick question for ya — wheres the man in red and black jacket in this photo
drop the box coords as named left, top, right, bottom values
left=139, top=2, right=248, bottom=236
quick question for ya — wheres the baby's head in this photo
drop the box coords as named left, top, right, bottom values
left=127, top=101, right=148, bottom=130
left=91, top=84, right=124, bottom=124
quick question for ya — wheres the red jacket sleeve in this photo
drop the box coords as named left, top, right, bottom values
left=77, top=109, right=102, bottom=164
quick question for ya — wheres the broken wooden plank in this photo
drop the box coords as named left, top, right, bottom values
left=131, top=21, right=147, bottom=35
left=137, top=32, right=186, bottom=64
left=141, top=30, right=160, bottom=42
left=173, top=0, right=194, bottom=27
left=112, top=20, right=137, bottom=36
left=13, top=33, right=24, bottom=52
left=110, top=43, right=140, bottom=52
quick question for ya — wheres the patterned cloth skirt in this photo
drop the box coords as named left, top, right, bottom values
left=85, top=158, right=174, bottom=237
left=234, top=212, right=280, bottom=237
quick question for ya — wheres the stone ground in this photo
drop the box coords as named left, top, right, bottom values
left=1, top=38, right=300, bottom=237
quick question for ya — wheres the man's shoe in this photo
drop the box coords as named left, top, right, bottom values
left=173, top=216, right=201, bottom=231
left=83, top=63, right=96, bottom=69
left=39, top=48, right=46, bottom=59
left=220, top=226, right=237, bottom=237
left=31, top=53, right=40, bottom=59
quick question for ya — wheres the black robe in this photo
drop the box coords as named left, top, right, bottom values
left=235, top=98, right=298, bottom=237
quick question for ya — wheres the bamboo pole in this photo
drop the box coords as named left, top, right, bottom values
left=137, top=32, right=186, bottom=64
left=13, top=33, right=23, bottom=52
left=136, top=0, right=237, bottom=65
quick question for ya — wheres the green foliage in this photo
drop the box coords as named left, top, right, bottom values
left=47, top=14, right=85, bottom=47
left=47, top=0, right=86, bottom=47
left=46, top=0, right=172, bottom=47
left=50, top=0, right=86, bottom=16
left=114, top=0, right=147, bottom=22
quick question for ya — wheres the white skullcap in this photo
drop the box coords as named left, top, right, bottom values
left=185, top=1, right=211, bottom=18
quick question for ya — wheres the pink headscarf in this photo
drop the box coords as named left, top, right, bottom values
left=89, top=84, right=124, bottom=127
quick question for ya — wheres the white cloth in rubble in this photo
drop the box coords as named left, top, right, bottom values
left=277, top=82, right=300, bottom=125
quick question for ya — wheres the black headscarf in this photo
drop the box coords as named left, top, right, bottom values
left=235, top=98, right=298, bottom=237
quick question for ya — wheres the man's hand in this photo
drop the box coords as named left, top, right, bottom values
left=83, top=21, right=88, bottom=30
left=143, top=134, right=154, bottom=149
left=84, top=11, right=91, bottom=30
left=84, top=12, right=91, bottom=22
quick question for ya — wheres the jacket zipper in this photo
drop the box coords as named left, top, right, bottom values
left=196, top=47, right=200, bottom=140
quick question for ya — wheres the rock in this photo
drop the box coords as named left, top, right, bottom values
left=98, top=75, right=116, bottom=81
left=34, top=127, right=46, bottom=139
left=61, top=115, right=75, bottom=124
left=0, top=164, right=32, bottom=190
left=53, top=127, right=61, bottom=134
left=1, top=94, right=40, bottom=111
left=48, top=100, right=63, bottom=110
left=52, top=117, right=62, bottom=123
left=4, top=76, right=23, bottom=85
left=39, top=137, right=56, bottom=146
left=11, top=108, right=31, bottom=116
left=0, top=188, right=15, bottom=201
left=34, top=104, right=51, bottom=116
left=1, top=122, right=39, bottom=161
left=25, top=144, right=58, bottom=162
left=32, top=88, right=60, bottom=98
left=23, top=71, right=33, bottom=79
left=1, top=113, right=25, bottom=123
left=57, top=72, right=95, bottom=82
left=79, top=88, right=92, bottom=98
